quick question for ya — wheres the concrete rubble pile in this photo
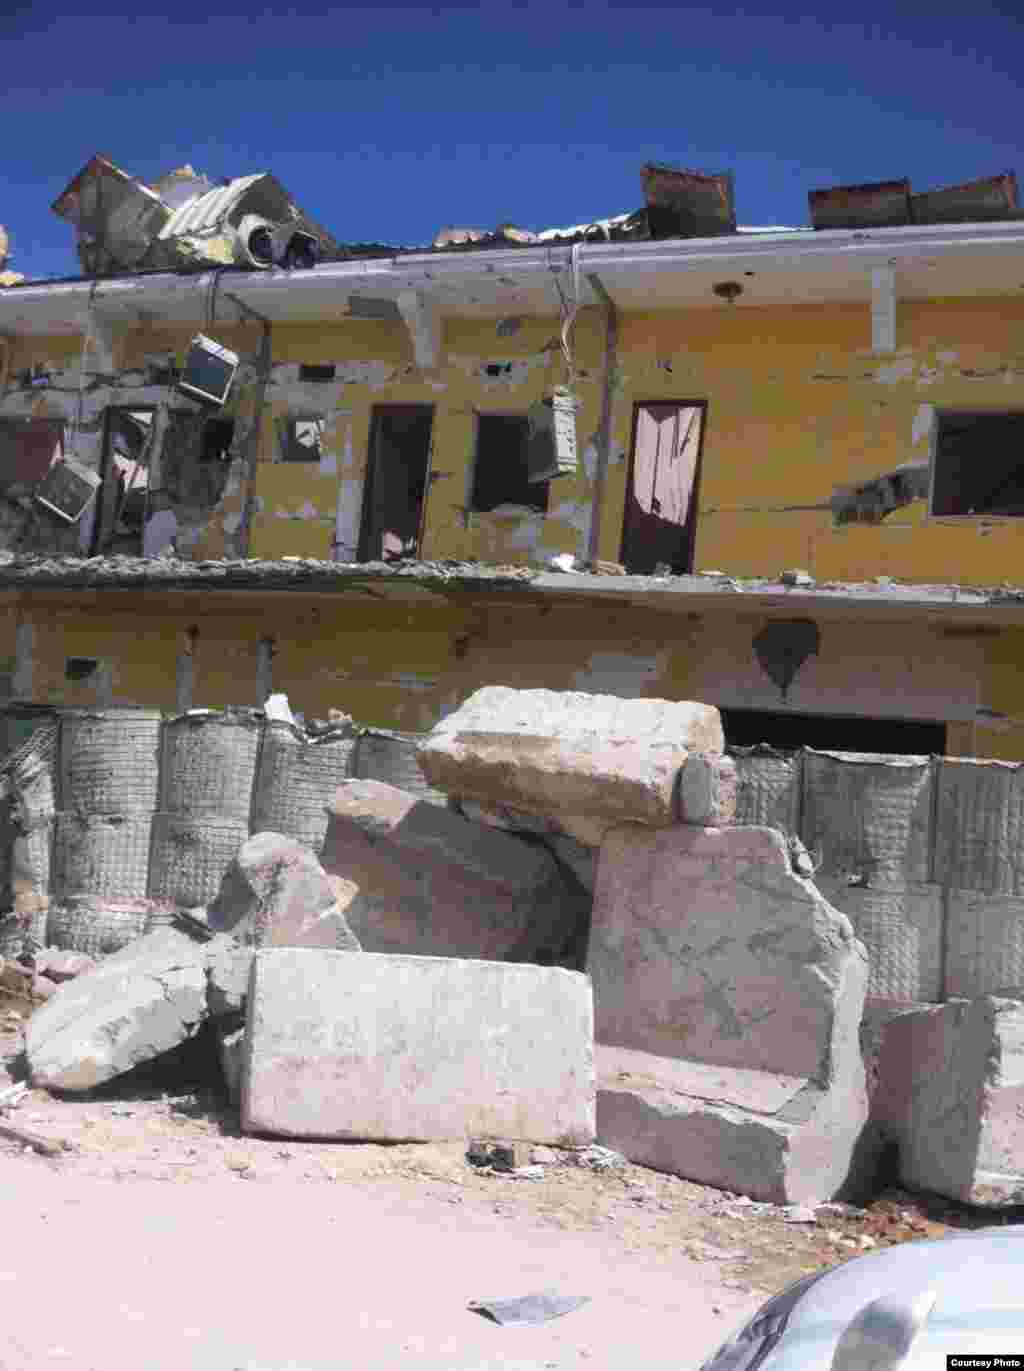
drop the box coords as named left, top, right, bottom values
left=7, top=686, right=1024, bottom=1205
left=420, top=687, right=870, bottom=1204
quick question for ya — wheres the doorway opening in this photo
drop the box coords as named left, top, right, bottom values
left=358, top=405, right=434, bottom=562
left=720, top=708, right=948, bottom=757
left=620, top=400, right=707, bottom=574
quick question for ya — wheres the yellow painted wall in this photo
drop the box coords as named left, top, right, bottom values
left=11, top=589, right=1024, bottom=760
left=6, top=292, right=1024, bottom=755
left=9, top=293, right=1024, bottom=586
left=614, top=297, right=1024, bottom=585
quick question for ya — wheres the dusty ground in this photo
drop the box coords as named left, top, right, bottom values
left=2, top=996, right=1021, bottom=1370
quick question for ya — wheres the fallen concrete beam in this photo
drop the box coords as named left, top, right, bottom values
left=418, top=686, right=724, bottom=846
left=241, top=948, right=596, bottom=1143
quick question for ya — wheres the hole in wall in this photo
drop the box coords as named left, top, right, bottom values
left=65, top=657, right=99, bottom=683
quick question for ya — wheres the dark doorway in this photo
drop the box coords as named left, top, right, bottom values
left=620, top=401, right=707, bottom=574
left=358, top=405, right=434, bottom=562
left=721, top=708, right=948, bottom=756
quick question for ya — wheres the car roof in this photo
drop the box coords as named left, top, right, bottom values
left=788, top=1227, right=1024, bottom=1332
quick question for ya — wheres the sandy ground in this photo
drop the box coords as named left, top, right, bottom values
left=1, top=999, right=1019, bottom=1370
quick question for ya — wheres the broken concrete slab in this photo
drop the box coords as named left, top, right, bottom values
left=34, top=948, right=97, bottom=983
left=417, top=686, right=724, bottom=846
left=321, top=779, right=582, bottom=963
left=678, top=753, right=737, bottom=827
left=596, top=1030, right=867, bottom=1205
left=206, top=831, right=362, bottom=952
left=25, top=928, right=208, bottom=1092
left=880, top=996, right=1024, bottom=1206
left=587, top=824, right=870, bottom=1201
left=241, top=949, right=595, bottom=1144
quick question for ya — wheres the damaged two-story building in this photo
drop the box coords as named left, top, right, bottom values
left=1, top=157, right=1024, bottom=759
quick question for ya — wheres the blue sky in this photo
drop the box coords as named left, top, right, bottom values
left=4, top=0, right=1023, bottom=281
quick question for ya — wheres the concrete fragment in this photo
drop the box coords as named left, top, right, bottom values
left=205, top=935, right=254, bottom=1017
left=544, top=834, right=598, bottom=894
left=418, top=686, right=724, bottom=845
left=321, top=780, right=581, bottom=963
left=678, top=753, right=737, bottom=826
left=588, top=824, right=870, bottom=1202
left=25, top=928, right=208, bottom=1092
left=881, top=996, right=1024, bottom=1206
left=242, top=949, right=595, bottom=1144
left=206, top=832, right=361, bottom=952
left=35, top=949, right=97, bottom=983
left=31, top=973, right=58, bottom=1000
left=218, top=1022, right=245, bottom=1103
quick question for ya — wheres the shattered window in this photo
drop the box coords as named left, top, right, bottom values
left=278, top=417, right=325, bottom=463
left=932, top=411, right=1024, bottom=517
left=471, top=414, right=550, bottom=513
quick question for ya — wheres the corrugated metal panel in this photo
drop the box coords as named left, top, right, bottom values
left=156, top=174, right=268, bottom=240
left=818, top=876, right=943, bottom=1003
left=944, top=890, right=1024, bottom=997
left=730, top=746, right=801, bottom=830
left=801, top=750, right=934, bottom=887
left=934, top=758, right=1024, bottom=895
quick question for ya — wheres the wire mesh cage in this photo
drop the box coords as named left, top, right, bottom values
left=53, top=811, right=153, bottom=900
left=48, top=896, right=150, bottom=957
left=251, top=721, right=358, bottom=851
left=353, top=729, right=448, bottom=806
left=59, top=709, right=162, bottom=815
left=148, top=813, right=250, bottom=909
left=160, top=710, right=263, bottom=823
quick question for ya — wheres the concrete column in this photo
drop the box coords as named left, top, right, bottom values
left=256, top=636, right=275, bottom=706
left=13, top=620, right=34, bottom=699
left=176, top=630, right=196, bottom=714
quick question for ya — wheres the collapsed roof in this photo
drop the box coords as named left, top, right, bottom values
left=51, top=155, right=341, bottom=276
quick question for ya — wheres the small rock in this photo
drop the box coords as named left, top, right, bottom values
left=529, top=1145, right=562, bottom=1165
left=858, top=1235, right=877, bottom=1250
left=783, top=1204, right=818, bottom=1224
left=572, top=1144, right=626, bottom=1172
left=31, top=974, right=59, bottom=1001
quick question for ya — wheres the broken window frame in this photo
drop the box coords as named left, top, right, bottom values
left=90, top=405, right=158, bottom=556
left=469, top=411, right=551, bottom=515
left=928, top=408, right=1024, bottom=519
left=276, top=414, right=327, bottom=464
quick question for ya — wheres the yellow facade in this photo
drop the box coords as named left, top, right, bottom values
left=4, top=290, right=1024, bottom=754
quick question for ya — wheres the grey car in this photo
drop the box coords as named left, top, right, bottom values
left=699, top=1226, right=1024, bottom=1370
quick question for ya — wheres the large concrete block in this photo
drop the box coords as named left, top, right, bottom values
left=587, top=824, right=870, bottom=1200
left=207, top=831, right=362, bottom=952
left=321, top=779, right=582, bottom=964
left=882, top=996, right=1024, bottom=1206
left=25, top=928, right=208, bottom=1092
left=241, top=949, right=595, bottom=1143
left=418, top=687, right=724, bottom=845
left=597, top=1015, right=867, bottom=1205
